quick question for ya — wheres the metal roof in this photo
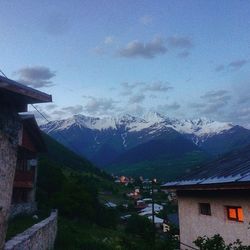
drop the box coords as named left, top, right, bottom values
left=162, top=145, right=250, bottom=189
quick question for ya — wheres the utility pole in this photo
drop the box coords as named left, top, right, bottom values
left=151, top=178, right=157, bottom=242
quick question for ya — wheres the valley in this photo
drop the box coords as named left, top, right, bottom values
left=41, top=112, right=250, bottom=180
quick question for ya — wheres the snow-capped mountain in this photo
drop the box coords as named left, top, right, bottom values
left=42, top=112, right=234, bottom=140
left=40, top=112, right=250, bottom=168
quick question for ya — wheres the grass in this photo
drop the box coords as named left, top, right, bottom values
left=6, top=210, right=49, bottom=241
left=55, top=218, right=125, bottom=250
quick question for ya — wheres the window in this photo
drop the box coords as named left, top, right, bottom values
left=199, top=203, right=211, bottom=215
left=226, top=206, right=244, bottom=222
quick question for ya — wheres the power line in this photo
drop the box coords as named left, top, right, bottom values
left=0, top=67, right=90, bottom=163
left=31, top=104, right=50, bottom=123
left=31, top=104, right=85, bottom=157
left=0, top=68, right=8, bottom=78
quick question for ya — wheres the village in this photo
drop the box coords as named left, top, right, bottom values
left=103, top=175, right=179, bottom=235
left=1, top=74, right=250, bottom=249
left=1, top=2, right=250, bottom=249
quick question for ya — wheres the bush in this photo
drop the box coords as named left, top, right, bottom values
left=125, top=214, right=154, bottom=244
left=194, top=234, right=250, bottom=250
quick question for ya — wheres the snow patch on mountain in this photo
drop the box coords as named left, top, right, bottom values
left=41, top=112, right=234, bottom=139
left=172, top=118, right=233, bottom=136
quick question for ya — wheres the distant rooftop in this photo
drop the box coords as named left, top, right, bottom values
left=0, top=75, right=52, bottom=106
left=162, top=145, right=250, bottom=190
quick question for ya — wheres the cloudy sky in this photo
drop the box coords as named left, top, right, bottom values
left=1, top=0, right=250, bottom=126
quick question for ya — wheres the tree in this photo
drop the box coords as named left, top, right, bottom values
left=194, top=234, right=250, bottom=250
left=125, top=214, right=154, bottom=244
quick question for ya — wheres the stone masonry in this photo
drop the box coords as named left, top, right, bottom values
left=0, top=107, right=21, bottom=250
left=4, top=210, right=58, bottom=250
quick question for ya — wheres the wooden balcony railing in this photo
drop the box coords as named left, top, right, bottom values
left=13, top=170, right=35, bottom=188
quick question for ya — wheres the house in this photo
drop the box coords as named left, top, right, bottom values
left=0, top=76, right=51, bottom=248
left=138, top=203, right=163, bottom=216
left=120, top=176, right=129, bottom=184
left=135, top=200, right=147, bottom=209
left=147, top=215, right=164, bottom=228
left=10, top=114, right=47, bottom=218
left=142, top=197, right=152, bottom=203
left=162, top=146, right=250, bottom=249
left=104, top=201, right=117, bottom=208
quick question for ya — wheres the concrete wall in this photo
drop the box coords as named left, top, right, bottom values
left=178, top=193, right=250, bottom=249
left=4, top=210, right=58, bottom=250
left=0, top=107, right=21, bottom=249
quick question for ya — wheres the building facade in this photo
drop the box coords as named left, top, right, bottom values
left=177, top=189, right=250, bottom=248
left=0, top=76, right=51, bottom=249
left=162, top=145, right=250, bottom=249
left=10, top=115, right=46, bottom=218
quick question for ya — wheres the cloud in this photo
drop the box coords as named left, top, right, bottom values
left=143, top=81, right=172, bottom=92
left=229, top=59, right=248, bottom=70
left=128, top=94, right=145, bottom=104
left=15, top=66, right=56, bottom=88
left=215, top=59, right=248, bottom=72
left=84, top=97, right=117, bottom=114
left=120, top=82, right=144, bottom=96
left=118, top=37, right=167, bottom=59
left=104, top=36, right=115, bottom=45
left=215, top=64, right=225, bottom=72
left=44, top=13, right=70, bottom=36
left=119, top=81, right=172, bottom=99
left=140, top=15, right=153, bottom=25
left=178, top=51, right=190, bottom=58
left=44, top=104, right=57, bottom=110
left=127, top=104, right=145, bottom=116
left=158, top=102, right=181, bottom=111
left=190, top=90, right=232, bottom=118
left=167, top=36, right=193, bottom=49
left=188, top=102, right=206, bottom=109
left=200, top=90, right=231, bottom=103
left=93, top=46, right=106, bottom=55
left=51, top=110, right=67, bottom=117
left=62, top=105, right=84, bottom=114
left=93, top=36, right=116, bottom=56
left=238, top=95, right=250, bottom=105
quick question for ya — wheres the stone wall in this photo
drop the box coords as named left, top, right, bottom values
left=0, top=107, right=21, bottom=249
left=9, top=202, right=37, bottom=219
left=4, top=210, right=58, bottom=250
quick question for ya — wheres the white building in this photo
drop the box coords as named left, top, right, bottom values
left=162, top=146, right=250, bottom=249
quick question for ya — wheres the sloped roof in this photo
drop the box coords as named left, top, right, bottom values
left=162, top=145, right=250, bottom=189
left=0, top=75, right=52, bottom=105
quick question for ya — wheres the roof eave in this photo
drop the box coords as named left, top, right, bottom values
left=0, top=76, right=52, bottom=103
left=161, top=181, right=250, bottom=191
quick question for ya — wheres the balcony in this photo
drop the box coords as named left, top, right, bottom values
left=13, top=170, right=35, bottom=188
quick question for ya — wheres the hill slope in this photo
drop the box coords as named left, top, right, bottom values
left=40, top=113, right=250, bottom=179
left=106, top=131, right=208, bottom=180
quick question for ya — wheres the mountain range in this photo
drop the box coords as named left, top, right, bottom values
left=41, top=112, right=250, bottom=179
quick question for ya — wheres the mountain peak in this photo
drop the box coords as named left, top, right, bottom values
left=143, top=111, right=166, bottom=123
left=41, top=112, right=236, bottom=136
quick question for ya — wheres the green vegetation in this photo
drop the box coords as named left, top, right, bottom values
left=194, top=234, right=250, bottom=250
left=34, top=134, right=180, bottom=249
left=108, top=151, right=208, bottom=181
left=6, top=211, right=48, bottom=240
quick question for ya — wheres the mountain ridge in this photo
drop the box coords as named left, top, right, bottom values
left=40, top=112, right=250, bottom=178
left=41, top=112, right=235, bottom=138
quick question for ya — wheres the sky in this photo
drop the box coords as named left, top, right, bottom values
left=1, top=0, right=250, bottom=126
